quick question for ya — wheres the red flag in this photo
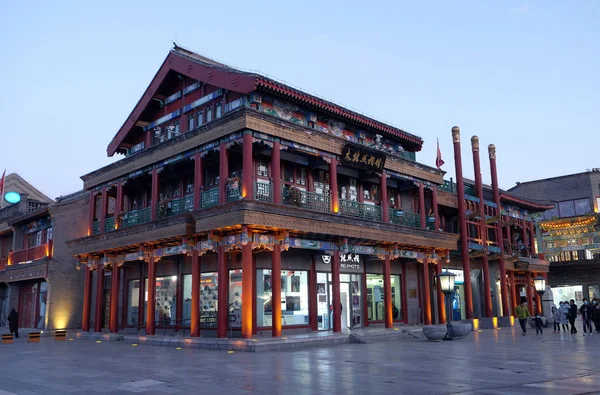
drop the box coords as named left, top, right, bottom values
left=436, top=139, right=445, bottom=169
left=0, top=170, right=5, bottom=198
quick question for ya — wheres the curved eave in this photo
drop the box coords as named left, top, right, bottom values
left=500, top=194, right=555, bottom=211
left=256, top=79, right=423, bottom=150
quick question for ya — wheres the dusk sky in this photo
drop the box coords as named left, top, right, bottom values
left=1, top=1, right=598, bottom=199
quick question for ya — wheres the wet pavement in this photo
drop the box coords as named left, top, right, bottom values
left=1, top=324, right=600, bottom=394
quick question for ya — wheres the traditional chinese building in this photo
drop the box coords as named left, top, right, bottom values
left=509, top=170, right=600, bottom=306
left=67, top=44, right=463, bottom=338
left=0, top=175, right=87, bottom=331
left=433, top=131, right=554, bottom=328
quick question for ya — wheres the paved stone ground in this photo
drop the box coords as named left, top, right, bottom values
left=2, top=324, right=600, bottom=394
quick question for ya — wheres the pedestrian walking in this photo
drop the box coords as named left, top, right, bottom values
left=592, top=299, right=600, bottom=333
left=515, top=300, right=531, bottom=336
left=552, top=306, right=561, bottom=333
left=559, top=301, right=569, bottom=332
left=569, top=299, right=578, bottom=334
left=7, top=309, right=19, bottom=339
left=580, top=298, right=593, bottom=335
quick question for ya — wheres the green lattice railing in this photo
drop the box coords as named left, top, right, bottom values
left=439, top=180, right=456, bottom=193
left=168, top=195, right=194, bottom=216
left=227, top=187, right=242, bottom=202
left=255, top=182, right=272, bottom=203
left=388, top=208, right=420, bottom=228
left=283, top=188, right=330, bottom=213
left=121, top=207, right=151, bottom=228
left=201, top=188, right=219, bottom=209
left=339, top=199, right=381, bottom=221
left=105, top=217, right=116, bottom=232
left=93, top=221, right=100, bottom=234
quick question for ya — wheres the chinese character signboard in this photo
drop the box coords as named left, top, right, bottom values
left=341, top=144, right=386, bottom=173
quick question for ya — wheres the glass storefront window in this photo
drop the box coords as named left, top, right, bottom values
left=229, top=270, right=243, bottom=327
left=552, top=285, right=583, bottom=308
left=38, top=282, right=48, bottom=328
left=127, top=280, right=140, bottom=326
left=366, top=274, right=402, bottom=321
left=182, top=272, right=219, bottom=327
left=257, top=270, right=309, bottom=327
left=144, top=276, right=178, bottom=325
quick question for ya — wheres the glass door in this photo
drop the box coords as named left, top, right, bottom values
left=316, top=272, right=330, bottom=331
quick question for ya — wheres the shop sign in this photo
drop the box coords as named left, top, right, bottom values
left=515, top=261, right=530, bottom=270
left=447, top=269, right=464, bottom=284
left=321, top=254, right=363, bottom=273
left=341, top=143, right=386, bottom=172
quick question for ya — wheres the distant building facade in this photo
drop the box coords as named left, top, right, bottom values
left=509, top=169, right=600, bottom=306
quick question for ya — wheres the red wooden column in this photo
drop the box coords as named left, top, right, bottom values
left=94, top=265, right=104, bottom=332
left=432, top=186, right=440, bottom=231
left=146, top=255, right=157, bottom=335
left=383, top=254, right=393, bottom=328
left=525, top=271, right=534, bottom=314
left=422, top=260, right=432, bottom=325
left=381, top=171, right=389, bottom=223
left=272, top=140, right=282, bottom=204
left=242, top=131, right=254, bottom=200
left=241, top=241, right=253, bottom=339
left=82, top=265, right=92, bottom=331
left=99, top=187, right=108, bottom=234
left=436, top=263, right=446, bottom=324
left=193, top=152, right=203, bottom=210
left=217, top=245, right=228, bottom=338
left=109, top=259, right=120, bottom=333
left=219, top=142, right=228, bottom=204
left=489, top=144, right=509, bottom=317
left=331, top=250, right=341, bottom=332
left=452, top=126, right=474, bottom=319
left=191, top=249, right=201, bottom=337
left=115, top=183, right=123, bottom=219
left=472, top=136, right=492, bottom=318
left=88, top=192, right=96, bottom=235
left=529, top=221, right=536, bottom=253
left=329, top=158, right=339, bottom=213
left=418, top=183, right=426, bottom=229
left=309, top=256, right=318, bottom=331
left=520, top=220, right=527, bottom=252
left=272, top=243, right=282, bottom=336
left=509, top=270, right=516, bottom=314
left=150, top=168, right=160, bottom=222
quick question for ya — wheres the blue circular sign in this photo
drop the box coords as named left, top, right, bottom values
left=4, top=192, right=21, bottom=204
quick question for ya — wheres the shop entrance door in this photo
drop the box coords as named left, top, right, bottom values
left=19, top=287, right=38, bottom=329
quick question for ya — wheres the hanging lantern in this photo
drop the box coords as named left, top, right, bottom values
left=181, top=239, right=189, bottom=255
left=342, top=238, right=349, bottom=255
left=137, top=247, right=145, bottom=261
left=75, top=257, right=81, bottom=271
left=283, top=232, right=290, bottom=251
left=241, top=226, right=249, bottom=246
left=393, top=244, right=399, bottom=259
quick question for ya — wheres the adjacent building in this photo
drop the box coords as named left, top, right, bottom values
left=509, top=170, right=600, bottom=306
left=0, top=173, right=88, bottom=330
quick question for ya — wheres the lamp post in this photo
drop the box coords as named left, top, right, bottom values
left=533, top=275, right=546, bottom=316
left=439, top=269, right=456, bottom=340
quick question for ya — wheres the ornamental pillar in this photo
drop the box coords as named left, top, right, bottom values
left=381, top=171, right=389, bottom=223
left=436, top=263, right=446, bottom=324
left=272, top=243, right=282, bottom=337
left=150, top=168, right=160, bottom=222
left=272, top=140, right=282, bottom=204
left=489, top=144, right=509, bottom=317
left=329, top=158, right=339, bottom=213
left=242, top=131, right=254, bottom=200
left=383, top=254, right=393, bottom=328
left=526, top=271, right=534, bottom=314
left=193, top=152, right=203, bottom=210
left=191, top=249, right=201, bottom=337
left=109, top=260, right=120, bottom=333
left=452, top=126, right=474, bottom=319
left=115, top=183, right=123, bottom=221
left=472, top=136, right=492, bottom=318
left=219, top=142, right=228, bottom=204
left=82, top=265, right=92, bottom=331
left=432, top=186, right=440, bottom=231
left=241, top=241, right=253, bottom=339
left=422, top=260, right=432, bottom=325
left=529, top=221, right=536, bottom=253
left=146, top=255, right=157, bottom=335
left=418, top=183, right=426, bottom=229
left=94, top=265, right=104, bottom=332
left=217, top=245, right=229, bottom=338
left=509, top=270, right=516, bottom=314
left=331, top=250, right=341, bottom=332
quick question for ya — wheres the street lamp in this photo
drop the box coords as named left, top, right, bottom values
left=533, top=275, right=546, bottom=316
left=438, top=269, right=456, bottom=340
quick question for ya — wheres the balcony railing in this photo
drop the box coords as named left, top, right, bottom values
left=0, top=257, right=7, bottom=271
left=339, top=199, right=382, bottom=221
left=10, top=244, right=50, bottom=264
left=227, top=187, right=242, bottom=202
left=105, top=217, right=116, bottom=232
left=255, top=182, right=273, bottom=203
left=282, top=188, right=330, bottom=213
left=201, top=188, right=219, bottom=209
left=121, top=207, right=151, bottom=228
left=439, top=180, right=456, bottom=193
left=167, top=195, right=194, bottom=217
left=93, top=221, right=100, bottom=234
left=388, top=208, right=420, bottom=228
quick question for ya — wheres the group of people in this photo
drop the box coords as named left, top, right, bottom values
left=552, top=298, right=600, bottom=336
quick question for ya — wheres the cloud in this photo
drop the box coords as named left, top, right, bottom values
left=510, top=4, right=530, bottom=13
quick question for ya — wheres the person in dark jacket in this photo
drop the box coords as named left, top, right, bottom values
left=580, top=298, right=594, bottom=335
left=569, top=299, right=578, bottom=334
left=7, top=309, right=19, bottom=339
left=592, top=299, right=600, bottom=333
